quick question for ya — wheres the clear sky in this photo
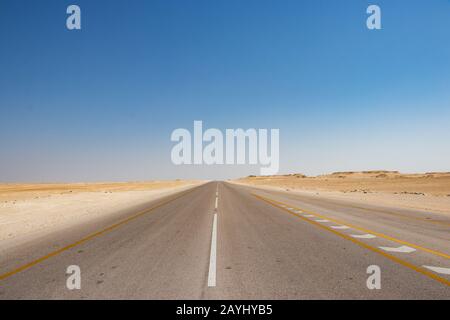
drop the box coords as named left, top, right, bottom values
left=1, top=0, right=449, bottom=182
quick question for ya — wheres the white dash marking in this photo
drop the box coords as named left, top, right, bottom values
left=315, top=219, right=329, bottom=223
left=215, top=197, right=218, bottom=209
left=304, top=214, right=315, bottom=217
left=208, top=213, right=218, bottom=287
left=423, top=266, right=450, bottom=275
left=330, top=225, right=350, bottom=230
left=351, top=234, right=376, bottom=239
left=378, top=245, right=416, bottom=253
left=293, top=210, right=302, bottom=213
left=287, top=207, right=294, bottom=210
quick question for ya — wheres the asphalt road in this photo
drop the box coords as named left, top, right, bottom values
left=0, top=181, right=449, bottom=299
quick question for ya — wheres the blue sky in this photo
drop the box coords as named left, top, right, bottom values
left=1, top=0, right=449, bottom=181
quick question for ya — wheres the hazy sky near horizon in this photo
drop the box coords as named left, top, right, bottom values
left=1, top=0, right=450, bottom=182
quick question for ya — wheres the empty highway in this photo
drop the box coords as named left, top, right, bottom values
left=0, top=182, right=449, bottom=299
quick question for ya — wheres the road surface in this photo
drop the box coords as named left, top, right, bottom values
left=0, top=182, right=449, bottom=299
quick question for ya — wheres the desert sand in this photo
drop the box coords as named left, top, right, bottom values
left=0, top=180, right=203, bottom=252
left=235, top=171, right=450, bottom=214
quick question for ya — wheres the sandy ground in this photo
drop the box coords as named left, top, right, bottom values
left=234, top=171, right=450, bottom=214
left=0, top=180, right=203, bottom=251
left=0, top=181, right=200, bottom=202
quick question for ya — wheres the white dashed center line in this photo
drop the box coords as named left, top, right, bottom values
left=350, top=234, right=377, bottom=239
left=208, top=213, right=218, bottom=287
left=423, top=266, right=450, bottom=275
left=379, top=245, right=416, bottom=253
left=330, top=225, right=350, bottom=230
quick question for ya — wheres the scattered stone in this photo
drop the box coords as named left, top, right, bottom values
left=400, top=191, right=425, bottom=196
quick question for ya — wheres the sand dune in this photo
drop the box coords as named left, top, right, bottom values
left=238, top=171, right=450, bottom=196
left=235, top=171, right=450, bottom=214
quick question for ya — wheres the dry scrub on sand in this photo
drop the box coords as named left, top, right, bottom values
left=235, top=171, right=450, bottom=214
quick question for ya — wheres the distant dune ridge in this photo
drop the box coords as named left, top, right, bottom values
left=235, top=171, right=450, bottom=214
left=237, top=171, right=450, bottom=196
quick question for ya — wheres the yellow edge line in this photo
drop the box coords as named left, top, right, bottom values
left=252, top=194, right=450, bottom=287
left=254, top=194, right=450, bottom=260
left=0, top=186, right=199, bottom=281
